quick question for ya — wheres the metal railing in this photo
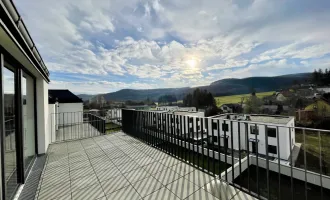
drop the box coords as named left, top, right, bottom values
left=49, top=111, right=106, bottom=143
left=122, top=109, right=330, bottom=200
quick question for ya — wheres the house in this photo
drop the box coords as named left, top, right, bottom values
left=156, top=106, right=179, bottom=111
left=49, top=89, right=84, bottom=116
left=275, top=93, right=287, bottom=102
left=220, top=103, right=242, bottom=113
left=156, top=106, right=196, bottom=112
left=261, top=105, right=289, bottom=114
left=304, top=98, right=330, bottom=117
left=210, top=114, right=295, bottom=161
left=317, top=87, right=330, bottom=93
left=1, top=1, right=51, bottom=198
left=48, top=89, right=84, bottom=136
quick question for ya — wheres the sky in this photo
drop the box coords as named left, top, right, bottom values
left=14, top=0, right=330, bottom=94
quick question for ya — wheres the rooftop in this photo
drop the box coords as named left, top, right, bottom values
left=32, top=132, right=254, bottom=200
left=213, top=114, right=294, bottom=125
left=49, top=89, right=83, bottom=104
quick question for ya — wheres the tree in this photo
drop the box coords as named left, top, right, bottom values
left=183, top=88, right=216, bottom=109
left=244, top=95, right=262, bottom=114
left=158, top=94, right=177, bottom=105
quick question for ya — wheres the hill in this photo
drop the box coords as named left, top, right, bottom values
left=77, top=94, right=95, bottom=101
left=80, top=73, right=311, bottom=102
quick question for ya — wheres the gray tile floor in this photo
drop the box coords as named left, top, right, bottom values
left=35, top=132, right=255, bottom=200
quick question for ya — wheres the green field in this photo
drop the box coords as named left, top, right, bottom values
left=215, top=91, right=274, bottom=107
left=105, top=122, right=122, bottom=134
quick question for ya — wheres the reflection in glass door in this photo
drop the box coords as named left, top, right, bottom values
left=22, top=73, right=36, bottom=172
left=3, top=66, right=18, bottom=200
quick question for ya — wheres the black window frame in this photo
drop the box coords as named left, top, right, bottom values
left=212, top=136, right=218, bottom=143
left=222, top=123, right=229, bottom=132
left=1, top=48, right=39, bottom=198
left=268, top=145, right=277, bottom=154
left=267, top=127, right=277, bottom=138
left=212, top=122, right=217, bottom=130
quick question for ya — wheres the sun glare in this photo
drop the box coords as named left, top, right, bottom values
left=186, top=59, right=197, bottom=68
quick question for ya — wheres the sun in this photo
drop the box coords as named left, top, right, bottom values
left=186, top=59, right=197, bottom=68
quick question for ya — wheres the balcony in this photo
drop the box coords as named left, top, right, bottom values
left=19, top=109, right=330, bottom=200
left=29, top=132, right=252, bottom=200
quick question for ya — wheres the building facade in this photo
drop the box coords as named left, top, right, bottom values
left=1, top=1, right=51, bottom=199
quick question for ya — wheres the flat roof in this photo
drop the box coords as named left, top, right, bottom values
left=213, top=114, right=294, bottom=125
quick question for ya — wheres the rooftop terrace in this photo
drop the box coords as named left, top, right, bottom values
left=33, top=132, right=254, bottom=200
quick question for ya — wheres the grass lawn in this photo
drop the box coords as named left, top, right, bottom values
left=105, top=122, right=121, bottom=134
left=295, top=130, right=330, bottom=175
left=215, top=91, right=275, bottom=107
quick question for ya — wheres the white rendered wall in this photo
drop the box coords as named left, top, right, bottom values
left=107, top=109, right=122, bottom=119
left=36, top=79, right=49, bottom=154
left=48, top=104, right=56, bottom=143
left=207, top=118, right=293, bottom=160
left=57, top=103, right=83, bottom=126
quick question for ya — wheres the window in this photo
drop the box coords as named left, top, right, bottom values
left=213, top=136, right=218, bottom=143
left=268, top=145, right=277, bottom=154
left=212, top=122, right=217, bottom=130
left=267, top=128, right=276, bottom=138
left=222, top=123, right=229, bottom=132
left=223, top=107, right=227, bottom=110
left=189, top=128, right=193, bottom=133
left=250, top=126, right=259, bottom=135
left=189, top=118, right=193, bottom=123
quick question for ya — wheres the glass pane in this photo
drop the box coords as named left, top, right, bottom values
left=3, top=66, right=18, bottom=199
left=22, top=73, right=36, bottom=172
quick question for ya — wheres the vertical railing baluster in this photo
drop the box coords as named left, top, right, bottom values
left=171, top=114, right=174, bottom=156
left=206, top=118, right=210, bottom=174
left=200, top=117, right=203, bottom=170
left=230, top=121, right=234, bottom=183
left=277, top=126, right=281, bottom=200
left=303, top=129, right=308, bottom=200
left=265, top=125, right=270, bottom=200
left=201, top=117, right=204, bottom=171
left=212, top=119, right=215, bottom=175
left=318, top=131, right=323, bottom=200
left=255, top=123, right=259, bottom=198
left=224, top=120, right=228, bottom=182
left=245, top=122, right=250, bottom=193
left=217, top=120, right=221, bottom=178
left=289, top=127, right=294, bottom=200
left=192, top=117, right=195, bottom=166
left=180, top=115, right=183, bottom=161
left=184, top=116, right=187, bottom=162
left=238, top=122, right=242, bottom=187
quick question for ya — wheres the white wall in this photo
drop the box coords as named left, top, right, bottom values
left=140, top=110, right=294, bottom=160
left=56, top=103, right=83, bottom=126
left=36, top=79, right=49, bottom=154
left=48, top=104, right=56, bottom=143
left=107, top=109, right=122, bottom=119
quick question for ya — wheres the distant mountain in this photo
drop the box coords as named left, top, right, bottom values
left=87, top=73, right=311, bottom=102
left=77, top=94, right=95, bottom=101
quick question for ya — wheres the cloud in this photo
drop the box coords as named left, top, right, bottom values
left=14, top=0, right=330, bottom=94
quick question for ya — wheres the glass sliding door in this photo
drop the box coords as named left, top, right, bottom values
left=22, top=73, right=36, bottom=172
left=2, top=66, right=18, bottom=200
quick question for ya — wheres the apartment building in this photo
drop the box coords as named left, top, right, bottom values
left=208, top=114, right=295, bottom=161
left=156, top=106, right=197, bottom=112
left=0, top=1, right=51, bottom=199
left=143, top=110, right=295, bottom=161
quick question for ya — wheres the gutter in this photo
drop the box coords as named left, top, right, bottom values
left=0, top=0, right=50, bottom=82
